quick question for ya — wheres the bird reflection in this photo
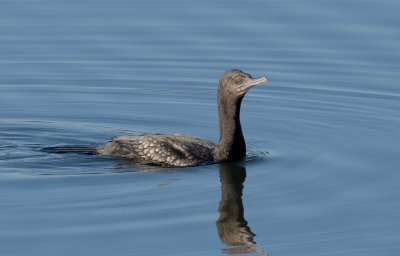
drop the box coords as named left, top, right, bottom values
left=216, top=163, right=266, bottom=254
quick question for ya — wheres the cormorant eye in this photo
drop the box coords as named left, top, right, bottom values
left=237, top=79, right=243, bottom=84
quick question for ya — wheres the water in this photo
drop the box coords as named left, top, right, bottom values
left=1, top=0, right=399, bottom=255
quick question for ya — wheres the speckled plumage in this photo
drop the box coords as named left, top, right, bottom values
left=97, top=134, right=216, bottom=166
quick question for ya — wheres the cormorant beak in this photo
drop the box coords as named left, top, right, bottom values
left=238, top=77, right=268, bottom=92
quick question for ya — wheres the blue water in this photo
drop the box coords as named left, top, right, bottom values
left=1, top=0, right=400, bottom=255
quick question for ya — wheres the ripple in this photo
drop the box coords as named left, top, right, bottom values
left=0, top=120, right=218, bottom=175
left=0, top=121, right=124, bottom=176
left=1, top=120, right=285, bottom=175
left=246, top=140, right=284, bottom=164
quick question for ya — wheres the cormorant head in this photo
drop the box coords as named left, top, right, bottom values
left=218, top=69, right=268, bottom=99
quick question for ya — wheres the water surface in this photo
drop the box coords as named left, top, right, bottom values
left=1, top=0, right=400, bottom=255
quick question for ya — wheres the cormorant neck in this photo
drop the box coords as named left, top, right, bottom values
left=214, top=92, right=246, bottom=162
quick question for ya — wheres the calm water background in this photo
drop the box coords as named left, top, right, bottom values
left=1, top=0, right=399, bottom=255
